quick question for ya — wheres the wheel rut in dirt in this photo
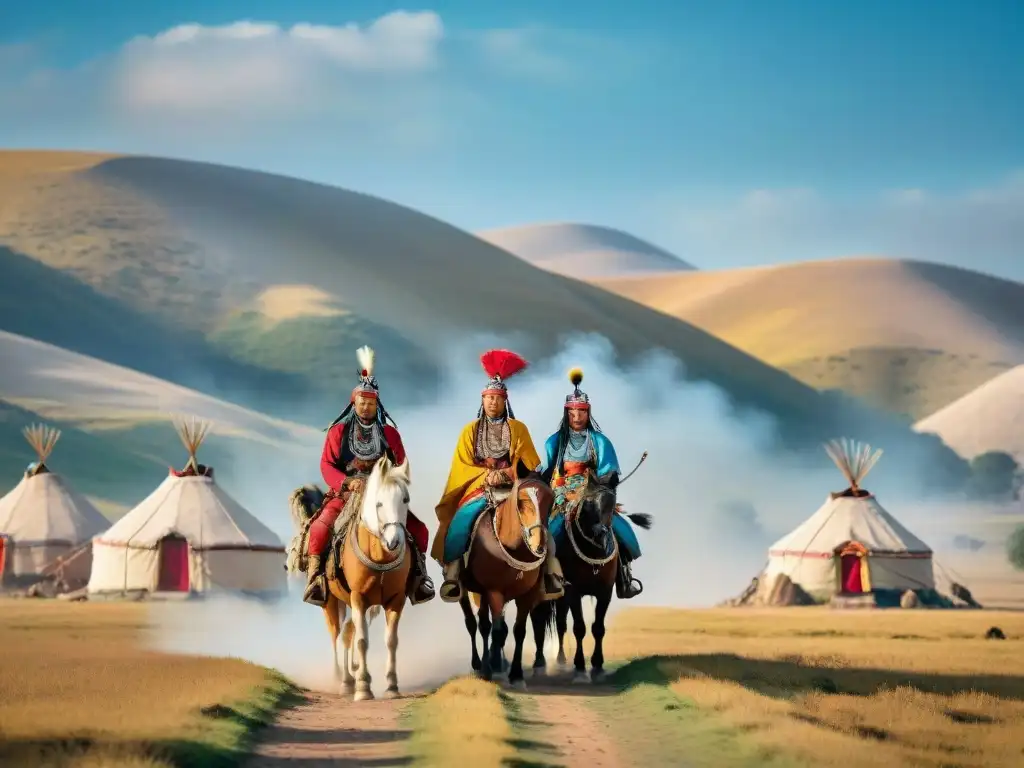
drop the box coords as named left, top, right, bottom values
left=245, top=690, right=417, bottom=767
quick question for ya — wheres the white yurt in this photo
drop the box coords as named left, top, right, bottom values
left=761, top=439, right=935, bottom=604
left=88, top=418, right=287, bottom=598
left=0, top=424, right=109, bottom=585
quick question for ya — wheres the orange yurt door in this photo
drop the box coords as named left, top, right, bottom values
left=156, top=536, right=190, bottom=592
left=840, top=553, right=865, bottom=593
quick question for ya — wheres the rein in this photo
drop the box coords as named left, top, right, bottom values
left=490, top=479, right=545, bottom=576
left=565, top=480, right=618, bottom=571
left=348, top=484, right=409, bottom=573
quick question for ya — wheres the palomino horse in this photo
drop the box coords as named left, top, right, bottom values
left=458, top=464, right=555, bottom=687
left=530, top=471, right=652, bottom=683
left=289, top=456, right=413, bottom=701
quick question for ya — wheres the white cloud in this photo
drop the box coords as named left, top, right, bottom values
left=664, top=173, right=1024, bottom=282
left=116, top=12, right=445, bottom=116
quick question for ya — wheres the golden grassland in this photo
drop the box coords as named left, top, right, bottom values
left=403, top=676, right=516, bottom=764
left=0, top=600, right=296, bottom=767
left=602, top=607, right=1024, bottom=768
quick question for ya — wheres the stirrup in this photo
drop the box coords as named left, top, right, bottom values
left=439, top=579, right=462, bottom=603
left=303, top=576, right=328, bottom=607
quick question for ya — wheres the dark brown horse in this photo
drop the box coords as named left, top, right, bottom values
left=458, top=464, right=555, bottom=687
left=530, top=471, right=652, bottom=683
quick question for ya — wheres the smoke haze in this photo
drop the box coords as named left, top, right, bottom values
left=145, top=334, right=963, bottom=691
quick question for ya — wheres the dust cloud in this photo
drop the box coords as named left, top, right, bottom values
left=145, top=333, right=933, bottom=690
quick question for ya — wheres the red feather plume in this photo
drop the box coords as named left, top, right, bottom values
left=480, top=349, right=528, bottom=381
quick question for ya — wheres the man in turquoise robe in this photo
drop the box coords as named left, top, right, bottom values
left=540, top=367, right=643, bottom=599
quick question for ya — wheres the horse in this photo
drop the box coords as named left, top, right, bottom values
left=457, top=463, right=555, bottom=688
left=288, top=455, right=413, bottom=701
left=529, top=470, right=652, bottom=683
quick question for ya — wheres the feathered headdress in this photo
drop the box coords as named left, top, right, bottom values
left=564, top=367, right=590, bottom=409
left=325, top=346, right=396, bottom=432
left=479, top=348, right=528, bottom=419
left=352, top=345, right=378, bottom=401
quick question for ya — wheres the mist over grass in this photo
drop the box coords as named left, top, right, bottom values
left=147, top=333, right=982, bottom=689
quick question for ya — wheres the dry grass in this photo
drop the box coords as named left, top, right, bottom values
left=404, top=676, right=515, bottom=764
left=0, top=600, right=293, bottom=767
left=604, top=607, right=1024, bottom=767
left=253, top=284, right=348, bottom=322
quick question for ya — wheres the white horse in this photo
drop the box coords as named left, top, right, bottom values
left=290, top=455, right=412, bottom=700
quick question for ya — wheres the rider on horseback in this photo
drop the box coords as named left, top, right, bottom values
left=541, top=367, right=644, bottom=599
left=303, top=346, right=435, bottom=607
left=433, top=349, right=565, bottom=603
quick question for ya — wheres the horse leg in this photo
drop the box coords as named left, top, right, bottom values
left=569, top=595, right=589, bottom=684
left=323, top=594, right=344, bottom=691
left=508, top=598, right=531, bottom=689
left=590, top=588, right=612, bottom=683
left=487, top=592, right=507, bottom=675
left=555, top=597, right=570, bottom=668
left=459, top=594, right=481, bottom=672
left=530, top=600, right=549, bottom=677
left=351, top=595, right=374, bottom=701
left=478, top=597, right=493, bottom=681
left=383, top=597, right=404, bottom=698
left=341, top=614, right=356, bottom=694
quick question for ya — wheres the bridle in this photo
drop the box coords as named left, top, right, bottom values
left=566, top=483, right=618, bottom=572
left=350, top=478, right=409, bottom=574
left=489, top=478, right=547, bottom=576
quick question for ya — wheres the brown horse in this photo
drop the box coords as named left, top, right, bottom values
left=289, top=456, right=413, bottom=701
left=458, top=465, right=555, bottom=687
left=530, top=471, right=652, bottom=683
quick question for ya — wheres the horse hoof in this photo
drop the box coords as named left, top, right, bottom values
left=508, top=678, right=528, bottom=691
left=530, top=665, right=547, bottom=678
left=354, top=688, right=375, bottom=702
left=571, top=671, right=590, bottom=685
left=384, top=688, right=401, bottom=699
left=591, top=669, right=607, bottom=684
left=556, top=656, right=568, bottom=668
left=340, top=682, right=355, bottom=695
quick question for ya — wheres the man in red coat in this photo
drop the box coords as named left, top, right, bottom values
left=303, top=347, right=434, bottom=607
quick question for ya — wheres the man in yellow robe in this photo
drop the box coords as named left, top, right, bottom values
left=433, top=349, right=565, bottom=603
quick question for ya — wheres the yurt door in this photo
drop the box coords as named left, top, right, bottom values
left=0, top=536, right=6, bottom=585
left=157, top=535, right=190, bottom=592
left=840, top=553, right=865, bottom=593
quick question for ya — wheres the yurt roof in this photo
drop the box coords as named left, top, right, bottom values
left=0, top=424, right=108, bottom=545
left=769, top=439, right=932, bottom=557
left=94, top=418, right=283, bottom=551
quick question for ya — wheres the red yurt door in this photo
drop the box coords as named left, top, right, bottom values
left=157, top=535, right=190, bottom=592
left=840, top=553, right=865, bottom=593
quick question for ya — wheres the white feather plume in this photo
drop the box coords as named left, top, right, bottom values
left=356, top=345, right=375, bottom=378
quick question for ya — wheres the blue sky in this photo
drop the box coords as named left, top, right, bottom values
left=2, top=1, right=1022, bottom=280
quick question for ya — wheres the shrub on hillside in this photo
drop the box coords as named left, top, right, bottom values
left=969, top=451, right=1020, bottom=500
left=1007, top=526, right=1024, bottom=572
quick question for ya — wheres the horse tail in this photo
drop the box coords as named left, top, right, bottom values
left=625, top=512, right=653, bottom=530
left=288, top=485, right=323, bottom=533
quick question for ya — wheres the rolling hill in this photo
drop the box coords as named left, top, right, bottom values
left=0, top=330, right=320, bottom=509
left=0, top=150, right=829, bottom=438
left=476, top=222, right=694, bottom=278
left=913, top=364, right=1024, bottom=462
left=593, top=258, right=1024, bottom=420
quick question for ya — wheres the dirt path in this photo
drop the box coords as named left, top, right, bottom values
left=245, top=691, right=416, bottom=767
left=523, top=685, right=626, bottom=767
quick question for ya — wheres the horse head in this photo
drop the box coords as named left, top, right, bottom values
left=507, top=460, right=554, bottom=556
left=362, top=455, right=412, bottom=553
left=581, top=471, right=618, bottom=550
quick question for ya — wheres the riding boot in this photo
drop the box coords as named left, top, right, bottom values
left=440, top=560, right=463, bottom=603
left=615, top=558, right=643, bottom=600
left=407, top=539, right=436, bottom=605
left=543, top=553, right=565, bottom=600
left=303, top=554, right=328, bottom=607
